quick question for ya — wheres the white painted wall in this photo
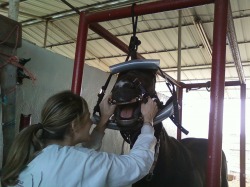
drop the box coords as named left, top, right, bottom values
left=15, top=40, right=129, bottom=155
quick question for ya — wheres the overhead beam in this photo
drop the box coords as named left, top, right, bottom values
left=86, top=0, right=214, bottom=22
left=161, top=60, right=250, bottom=72
left=20, top=0, right=147, bottom=26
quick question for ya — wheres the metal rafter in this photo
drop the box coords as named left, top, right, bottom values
left=227, top=1, right=246, bottom=84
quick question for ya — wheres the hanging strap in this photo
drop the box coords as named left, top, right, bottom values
left=125, top=3, right=141, bottom=61
left=93, top=4, right=141, bottom=117
left=158, top=68, right=189, bottom=135
left=93, top=74, right=113, bottom=116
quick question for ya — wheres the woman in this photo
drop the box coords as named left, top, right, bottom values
left=2, top=90, right=158, bottom=187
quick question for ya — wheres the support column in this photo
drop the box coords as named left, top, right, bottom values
left=177, top=87, right=183, bottom=140
left=240, top=84, right=246, bottom=187
left=71, top=12, right=89, bottom=95
left=206, top=0, right=228, bottom=186
left=177, top=10, right=182, bottom=140
left=0, top=0, right=21, bottom=166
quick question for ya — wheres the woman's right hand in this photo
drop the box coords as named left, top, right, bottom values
left=98, top=94, right=116, bottom=127
left=141, top=97, right=158, bottom=125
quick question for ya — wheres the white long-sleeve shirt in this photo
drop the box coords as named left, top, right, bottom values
left=15, top=125, right=156, bottom=187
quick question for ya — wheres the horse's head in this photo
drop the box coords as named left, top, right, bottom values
left=92, top=59, right=175, bottom=144
left=110, top=69, right=159, bottom=131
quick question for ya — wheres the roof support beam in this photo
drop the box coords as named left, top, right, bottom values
left=227, top=2, right=246, bottom=84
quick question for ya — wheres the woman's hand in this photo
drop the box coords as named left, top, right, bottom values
left=141, top=97, right=158, bottom=125
left=96, top=94, right=116, bottom=130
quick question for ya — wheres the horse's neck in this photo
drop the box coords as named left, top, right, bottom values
left=153, top=123, right=163, bottom=141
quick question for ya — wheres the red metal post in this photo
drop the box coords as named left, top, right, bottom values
left=19, top=114, right=31, bottom=132
left=72, top=1, right=236, bottom=186
left=206, top=0, right=229, bottom=186
left=71, top=12, right=89, bottom=95
left=240, top=84, right=246, bottom=187
left=86, top=0, right=214, bottom=23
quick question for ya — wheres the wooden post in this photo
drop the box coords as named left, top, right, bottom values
left=0, top=0, right=21, bottom=166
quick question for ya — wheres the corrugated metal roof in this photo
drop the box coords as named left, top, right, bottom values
left=0, top=0, right=249, bottom=98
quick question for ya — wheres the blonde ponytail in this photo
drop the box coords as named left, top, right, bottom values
left=2, top=124, right=42, bottom=186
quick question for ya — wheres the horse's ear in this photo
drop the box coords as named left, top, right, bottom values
left=144, top=69, right=157, bottom=82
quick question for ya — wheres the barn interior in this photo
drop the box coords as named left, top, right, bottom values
left=0, top=0, right=249, bottom=187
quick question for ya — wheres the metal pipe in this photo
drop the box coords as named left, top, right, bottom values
left=177, top=10, right=182, bottom=83
left=206, top=0, right=229, bottom=186
left=86, top=0, right=214, bottom=23
left=240, top=84, right=246, bottom=187
left=43, top=19, right=49, bottom=48
left=177, top=10, right=182, bottom=140
left=177, top=87, right=183, bottom=140
left=71, top=12, right=88, bottom=94
left=183, top=81, right=241, bottom=89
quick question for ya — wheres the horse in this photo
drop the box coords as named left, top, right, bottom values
left=108, top=63, right=228, bottom=187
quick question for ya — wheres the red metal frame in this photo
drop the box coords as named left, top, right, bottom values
left=72, top=0, right=246, bottom=186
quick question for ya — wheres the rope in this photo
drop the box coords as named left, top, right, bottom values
left=0, top=55, right=36, bottom=82
left=158, top=67, right=189, bottom=135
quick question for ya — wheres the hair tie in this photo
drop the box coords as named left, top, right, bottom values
left=41, top=125, right=56, bottom=135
